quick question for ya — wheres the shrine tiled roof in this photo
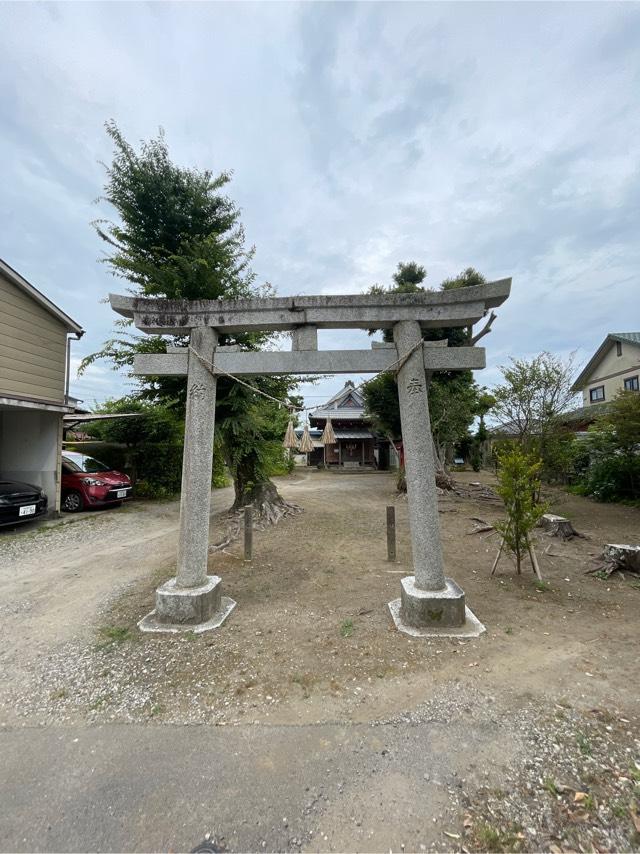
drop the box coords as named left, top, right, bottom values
left=310, top=408, right=366, bottom=420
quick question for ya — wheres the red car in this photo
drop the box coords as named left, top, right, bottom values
left=61, top=451, right=132, bottom=513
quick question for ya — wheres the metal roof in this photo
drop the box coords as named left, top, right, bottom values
left=0, top=257, right=84, bottom=335
left=572, top=332, right=640, bottom=391
left=63, top=413, right=143, bottom=427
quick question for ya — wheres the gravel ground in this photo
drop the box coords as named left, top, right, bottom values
left=2, top=472, right=640, bottom=852
left=3, top=683, right=639, bottom=852
left=382, top=689, right=640, bottom=852
left=0, top=500, right=176, bottom=568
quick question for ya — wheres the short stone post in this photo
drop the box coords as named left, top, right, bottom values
left=386, top=505, right=396, bottom=562
left=138, top=326, right=236, bottom=633
left=244, top=506, right=253, bottom=561
left=388, top=320, right=483, bottom=637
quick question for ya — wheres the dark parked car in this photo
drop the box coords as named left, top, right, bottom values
left=61, top=452, right=132, bottom=513
left=0, top=480, right=48, bottom=527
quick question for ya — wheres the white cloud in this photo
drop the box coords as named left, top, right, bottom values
left=0, top=1, right=638, bottom=409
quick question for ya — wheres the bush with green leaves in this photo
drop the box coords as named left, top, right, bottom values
left=495, top=447, right=547, bottom=574
left=73, top=397, right=231, bottom=497
left=576, top=391, right=640, bottom=503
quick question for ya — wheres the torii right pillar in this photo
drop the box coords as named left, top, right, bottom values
left=388, top=320, right=485, bottom=638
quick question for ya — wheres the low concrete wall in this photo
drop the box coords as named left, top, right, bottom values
left=0, top=407, right=62, bottom=512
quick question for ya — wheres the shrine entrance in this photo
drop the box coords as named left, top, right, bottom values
left=109, top=280, right=511, bottom=637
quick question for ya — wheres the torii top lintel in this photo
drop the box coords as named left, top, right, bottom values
left=109, top=278, right=511, bottom=335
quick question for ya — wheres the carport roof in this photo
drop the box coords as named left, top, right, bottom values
left=0, top=257, right=84, bottom=335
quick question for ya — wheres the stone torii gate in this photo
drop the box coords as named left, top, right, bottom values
left=109, top=279, right=511, bottom=637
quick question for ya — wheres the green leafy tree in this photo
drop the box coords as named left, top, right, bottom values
left=578, top=390, right=640, bottom=501
left=492, top=352, right=577, bottom=449
left=475, top=390, right=496, bottom=441
left=469, top=389, right=496, bottom=470
left=67, top=397, right=186, bottom=497
left=491, top=352, right=579, bottom=484
left=362, top=263, right=487, bottom=476
left=599, top=389, right=640, bottom=452
left=493, top=447, right=547, bottom=576
left=81, top=122, right=298, bottom=515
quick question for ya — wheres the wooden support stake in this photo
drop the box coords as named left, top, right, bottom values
left=386, top=505, right=396, bottom=562
left=244, top=506, right=253, bottom=562
left=491, top=538, right=504, bottom=575
left=527, top=537, right=542, bottom=580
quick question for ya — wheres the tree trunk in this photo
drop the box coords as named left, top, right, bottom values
left=433, top=447, right=454, bottom=490
left=230, top=451, right=300, bottom=524
left=395, top=437, right=454, bottom=493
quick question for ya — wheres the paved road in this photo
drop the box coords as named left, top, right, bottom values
left=0, top=715, right=509, bottom=853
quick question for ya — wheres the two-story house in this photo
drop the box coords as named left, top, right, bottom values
left=0, top=258, right=84, bottom=515
left=571, top=332, right=640, bottom=407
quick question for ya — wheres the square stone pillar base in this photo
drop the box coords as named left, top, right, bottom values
left=139, top=575, right=236, bottom=634
left=388, top=576, right=486, bottom=638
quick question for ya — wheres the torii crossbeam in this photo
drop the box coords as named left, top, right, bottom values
left=109, top=279, right=511, bottom=636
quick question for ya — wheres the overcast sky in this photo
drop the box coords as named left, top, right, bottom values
left=1, top=1, right=638, bottom=411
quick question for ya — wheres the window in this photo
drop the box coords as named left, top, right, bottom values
left=624, top=375, right=639, bottom=392
left=61, top=453, right=111, bottom=473
left=589, top=385, right=605, bottom=402
left=616, top=341, right=622, bottom=356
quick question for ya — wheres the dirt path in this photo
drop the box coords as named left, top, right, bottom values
left=1, top=471, right=639, bottom=852
left=0, top=485, right=233, bottom=683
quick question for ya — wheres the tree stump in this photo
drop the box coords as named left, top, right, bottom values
left=539, top=513, right=580, bottom=540
left=602, top=544, right=640, bottom=574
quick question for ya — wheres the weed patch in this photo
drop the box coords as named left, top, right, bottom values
left=95, top=625, right=133, bottom=651
left=340, top=619, right=354, bottom=638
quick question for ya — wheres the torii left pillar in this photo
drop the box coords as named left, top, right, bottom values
left=139, top=326, right=236, bottom=633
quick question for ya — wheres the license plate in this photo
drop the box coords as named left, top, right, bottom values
left=116, top=489, right=127, bottom=499
left=19, top=504, right=36, bottom=517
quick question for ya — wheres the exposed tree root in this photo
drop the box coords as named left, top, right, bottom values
left=209, top=481, right=302, bottom=553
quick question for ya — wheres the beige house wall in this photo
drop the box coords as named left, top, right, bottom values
left=582, top=340, right=640, bottom=406
left=0, top=270, right=68, bottom=404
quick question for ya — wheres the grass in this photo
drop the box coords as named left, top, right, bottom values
left=504, top=626, right=513, bottom=635
left=49, top=687, right=67, bottom=701
left=543, top=777, right=560, bottom=797
left=88, top=696, right=109, bottom=711
left=472, top=822, right=524, bottom=852
left=576, top=731, right=592, bottom=756
left=95, top=625, right=133, bottom=650
left=340, top=619, right=354, bottom=638
left=611, top=800, right=628, bottom=818
left=535, top=580, right=551, bottom=593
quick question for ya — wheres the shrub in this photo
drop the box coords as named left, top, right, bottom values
left=574, top=393, right=640, bottom=502
left=495, top=447, right=547, bottom=573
